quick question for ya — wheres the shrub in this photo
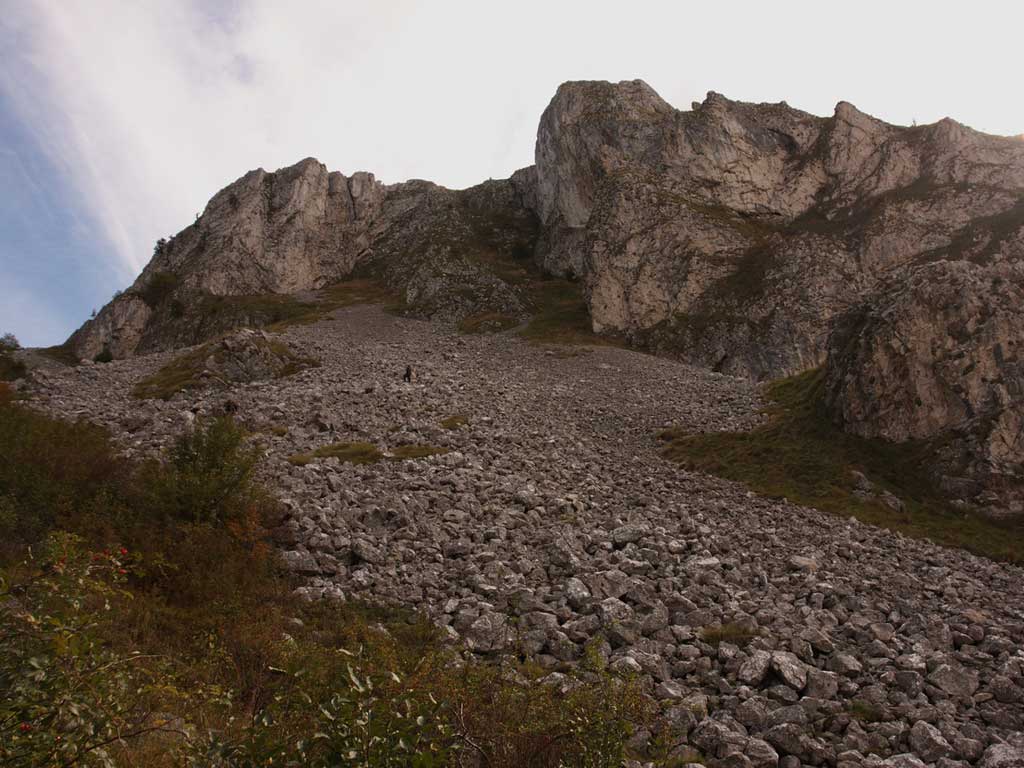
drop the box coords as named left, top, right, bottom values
left=138, top=416, right=261, bottom=527
left=0, top=332, right=19, bottom=352
left=0, top=333, right=26, bottom=381
left=0, top=395, right=126, bottom=557
left=440, top=664, right=650, bottom=768
left=188, top=664, right=455, bottom=767
left=0, top=534, right=180, bottom=768
left=139, top=271, right=181, bottom=307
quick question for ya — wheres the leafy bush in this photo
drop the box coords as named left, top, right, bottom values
left=1, top=534, right=180, bottom=768
left=0, top=393, right=126, bottom=556
left=0, top=332, right=19, bottom=352
left=188, top=664, right=455, bottom=767
left=139, top=272, right=181, bottom=308
left=138, top=416, right=261, bottom=527
left=0, top=333, right=26, bottom=381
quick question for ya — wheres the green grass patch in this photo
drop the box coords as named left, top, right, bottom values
left=519, top=278, right=623, bottom=348
left=267, top=278, right=407, bottom=330
left=659, top=368, right=1024, bottom=564
left=200, top=292, right=317, bottom=327
left=440, top=415, right=469, bottom=430
left=389, top=444, right=448, bottom=461
left=287, top=441, right=383, bottom=466
left=132, top=346, right=209, bottom=400
left=848, top=700, right=886, bottom=723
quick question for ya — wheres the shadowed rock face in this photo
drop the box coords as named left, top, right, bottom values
left=824, top=261, right=1024, bottom=516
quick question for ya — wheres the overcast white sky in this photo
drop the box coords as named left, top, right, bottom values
left=2, top=0, right=1022, bottom=345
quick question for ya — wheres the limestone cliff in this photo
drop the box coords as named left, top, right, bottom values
left=68, top=160, right=538, bottom=359
left=534, top=81, right=1024, bottom=378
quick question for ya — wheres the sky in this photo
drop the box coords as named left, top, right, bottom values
left=2, top=1, right=1022, bottom=347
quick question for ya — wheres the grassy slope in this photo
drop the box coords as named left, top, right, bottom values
left=660, top=369, right=1024, bottom=564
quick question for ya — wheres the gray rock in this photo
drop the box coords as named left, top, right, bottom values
left=979, top=744, right=1024, bottom=768
left=909, top=720, right=954, bottom=763
left=770, top=651, right=808, bottom=691
left=465, top=612, right=511, bottom=653
left=928, top=664, right=980, bottom=699
left=739, top=650, right=773, bottom=686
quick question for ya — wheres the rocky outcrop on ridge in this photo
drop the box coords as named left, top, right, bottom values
left=69, top=161, right=538, bottom=360
left=26, top=304, right=1024, bottom=767
left=824, top=261, right=1024, bottom=516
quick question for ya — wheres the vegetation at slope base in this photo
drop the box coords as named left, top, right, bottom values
left=0, top=383, right=682, bottom=768
left=0, top=333, right=26, bottom=381
left=659, top=368, right=1023, bottom=564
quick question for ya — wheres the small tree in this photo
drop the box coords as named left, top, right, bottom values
left=0, top=333, right=19, bottom=352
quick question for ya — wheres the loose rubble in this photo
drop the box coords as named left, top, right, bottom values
left=25, top=305, right=1024, bottom=767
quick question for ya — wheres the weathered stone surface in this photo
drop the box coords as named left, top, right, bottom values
left=534, top=81, right=1024, bottom=381
left=909, top=721, right=953, bottom=763
left=69, top=163, right=538, bottom=360
left=979, top=744, right=1024, bottom=768
left=825, top=261, right=1024, bottom=516
left=928, top=663, right=980, bottom=699
left=738, top=649, right=772, bottom=686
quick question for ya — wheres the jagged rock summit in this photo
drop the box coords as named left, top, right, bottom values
left=63, top=79, right=1024, bottom=515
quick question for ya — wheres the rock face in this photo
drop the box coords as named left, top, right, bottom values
left=68, top=161, right=538, bottom=359
left=72, top=80, right=1024, bottom=381
left=533, top=81, right=1024, bottom=378
left=825, top=261, right=1024, bottom=515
